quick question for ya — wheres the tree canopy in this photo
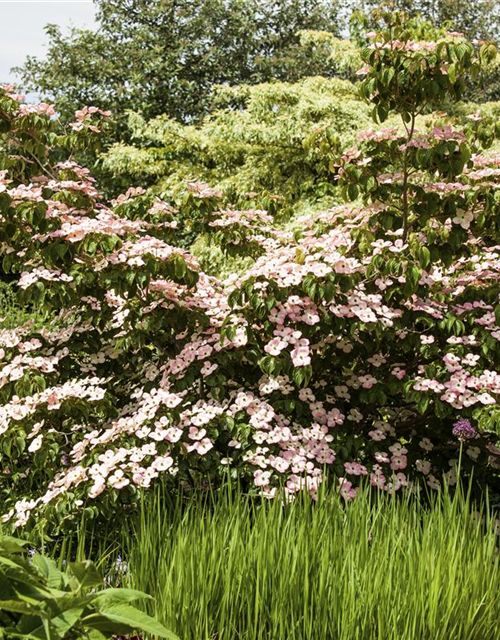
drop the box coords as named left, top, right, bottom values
left=102, top=75, right=373, bottom=213
left=17, top=0, right=344, bottom=126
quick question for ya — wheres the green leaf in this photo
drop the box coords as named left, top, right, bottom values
left=68, top=561, right=103, bottom=589
left=16, top=613, right=55, bottom=640
left=92, top=588, right=151, bottom=606
left=448, top=63, right=457, bottom=83
left=258, top=355, right=278, bottom=376
left=87, top=631, right=107, bottom=640
left=173, top=255, right=187, bottom=278
left=292, top=367, right=304, bottom=387
left=0, top=537, right=29, bottom=554
left=48, top=607, right=86, bottom=639
left=2, top=253, right=12, bottom=273
left=31, top=555, right=62, bottom=590
left=84, top=604, right=180, bottom=639
left=0, top=599, right=40, bottom=616
left=418, top=246, right=431, bottom=269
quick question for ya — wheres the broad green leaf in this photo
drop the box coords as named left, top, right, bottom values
left=85, top=604, right=180, bottom=639
left=31, top=555, right=63, bottom=590
left=68, top=561, right=103, bottom=589
left=16, top=614, right=56, bottom=640
left=0, top=537, right=29, bottom=553
left=0, top=599, right=40, bottom=616
left=92, top=587, right=151, bottom=606
left=50, top=607, right=86, bottom=638
left=87, top=630, right=108, bottom=640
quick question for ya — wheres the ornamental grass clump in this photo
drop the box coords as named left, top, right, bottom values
left=62, top=483, right=500, bottom=640
left=0, top=9, right=500, bottom=527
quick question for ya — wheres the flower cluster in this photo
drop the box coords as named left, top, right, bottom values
left=452, top=419, right=478, bottom=441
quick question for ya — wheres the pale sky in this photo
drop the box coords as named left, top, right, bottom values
left=0, top=0, right=97, bottom=83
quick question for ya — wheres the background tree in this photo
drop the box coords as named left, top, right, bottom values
left=17, top=0, right=344, bottom=128
left=102, top=76, right=373, bottom=217
left=17, top=0, right=500, bottom=130
left=351, top=2, right=500, bottom=103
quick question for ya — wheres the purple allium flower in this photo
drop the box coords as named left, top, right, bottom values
left=452, top=419, right=477, bottom=441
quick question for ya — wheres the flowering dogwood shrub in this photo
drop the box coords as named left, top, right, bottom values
left=1, top=13, right=500, bottom=528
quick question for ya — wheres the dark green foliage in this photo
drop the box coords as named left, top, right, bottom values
left=16, top=0, right=344, bottom=127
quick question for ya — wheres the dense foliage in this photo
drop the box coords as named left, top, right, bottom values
left=15, top=0, right=500, bottom=133
left=357, top=0, right=500, bottom=42
left=16, top=0, right=344, bottom=127
left=2, top=13, right=500, bottom=531
left=103, top=75, right=373, bottom=213
left=100, top=28, right=500, bottom=213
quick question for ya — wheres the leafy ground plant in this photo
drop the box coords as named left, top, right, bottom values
left=0, top=535, right=178, bottom=640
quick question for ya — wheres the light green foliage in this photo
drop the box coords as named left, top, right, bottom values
left=103, top=76, right=373, bottom=214
left=0, top=283, right=24, bottom=329
left=464, top=53, right=500, bottom=103
left=298, top=30, right=364, bottom=77
left=0, top=536, right=178, bottom=640
left=92, top=484, right=500, bottom=640
left=191, top=235, right=255, bottom=278
left=449, top=99, right=500, bottom=142
left=0, top=283, right=51, bottom=331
